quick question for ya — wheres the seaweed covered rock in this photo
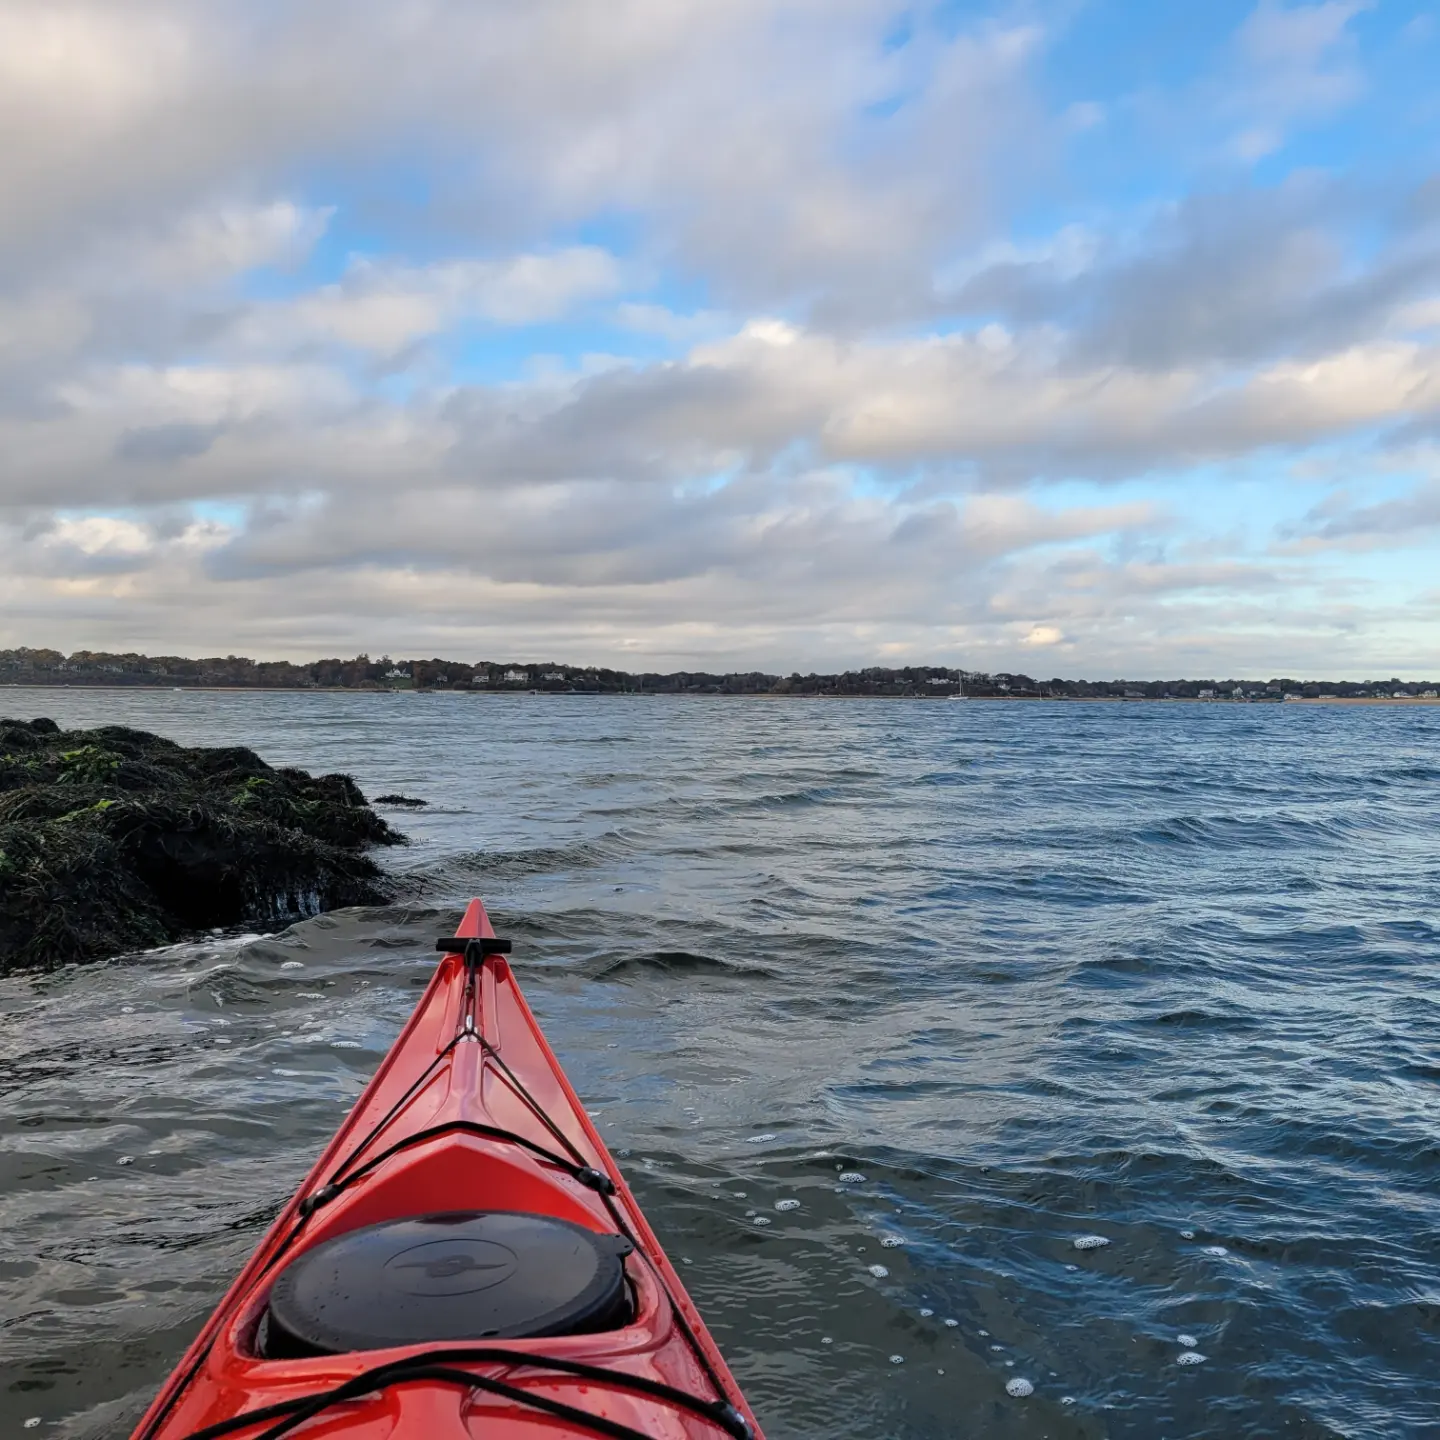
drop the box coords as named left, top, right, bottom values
left=0, top=718, right=405, bottom=973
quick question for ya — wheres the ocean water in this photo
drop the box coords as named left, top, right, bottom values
left=1, top=689, right=1438, bottom=1439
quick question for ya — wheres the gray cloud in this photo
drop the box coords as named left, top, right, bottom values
left=950, top=174, right=1440, bottom=370
left=0, top=0, right=1437, bottom=674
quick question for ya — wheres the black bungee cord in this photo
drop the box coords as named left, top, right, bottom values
left=149, top=937, right=752, bottom=1440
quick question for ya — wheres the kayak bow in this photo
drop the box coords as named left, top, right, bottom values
left=133, top=900, right=763, bottom=1440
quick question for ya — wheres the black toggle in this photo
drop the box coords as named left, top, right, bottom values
left=718, top=1404, right=753, bottom=1440
left=576, top=1166, right=617, bottom=1196
left=298, top=1183, right=340, bottom=1218
left=435, top=937, right=512, bottom=955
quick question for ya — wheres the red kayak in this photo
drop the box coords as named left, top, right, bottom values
left=133, top=900, right=763, bottom=1440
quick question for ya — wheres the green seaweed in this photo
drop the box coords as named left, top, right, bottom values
left=0, top=718, right=406, bottom=974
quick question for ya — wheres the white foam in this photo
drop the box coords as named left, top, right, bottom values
left=280, top=961, right=304, bottom=969
left=751, top=1215, right=771, bottom=1225
left=1176, top=1351, right=1207, bottom=1366
left=838, top=1171, right=867, bottom=1183
left=944, top=1318, right=959, bottom=1328
left=1202, top=1245, right=1228, bottom=1257
left=1073, top=1234, right=1110, bottom=1250
left=121, top=1006, right=135, bottom=1014
left=1180, top=1229, right=1196, bottom=1239
left=330, top=1040, right=362, bottom=1049
left=117, top=1156, right=133, bottom=1167
left=1005, top=1378, right=1034, bottom=1398
left=775, top=1198, right=800, bottom=1212
left=888, top=1355, right=904, bottom=1365
left=867, top=1263, right=889, bottom=1278
left=1178, top=1333, right=1198, bottom=1348
left=978, top=1330, right=989, bottom=1337
left=919, top=1307, right=934, bottom=1317
left=879, top=1235, right=904, bottom=1248
left=24, top=1419, right=41, bottom=1429
left=821, top=1336, right=833, bottom=1345
left=990, top=1344, right=1004, bottom=1352
left=746, top=1133, right=777, bottom=1143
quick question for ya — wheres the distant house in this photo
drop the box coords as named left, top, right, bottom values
left=1423, top=690, right=1438, bottom=698
left=385, top=666, right=410, bottom=680
left=542, top=671, right=566, bottom=682
left=1198, top=688, right=1215, bottom=699
left=504, top=669, right=528, bottom=683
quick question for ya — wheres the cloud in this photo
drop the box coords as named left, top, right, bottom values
left=1225, top=0, right=1373, bottom=158
left=948, top=174, right=1440, bottom=371
left=238, top=248, right=623, bottom=355
left=0, top=0, right=1435, bottom=675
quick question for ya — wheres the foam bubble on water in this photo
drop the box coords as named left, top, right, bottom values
left=888, top=1355, right=904, bottom=1365
left=751, top=1216, right=771, bottom=1226
left=1005, top=1378, right=1034, bottom=1398
left=330, top=1040, right=362, bottom=1049
left=1061, top=1396, right=1076, bottom=1406
left=1176, top=1351, right=1207, bottom=1366
left=944, top=1318, right=959, bottom=1328
left=838, top=1171, right=867, bottom=1183
left=1202, top=1245, right=1228, bottom=1257
left=745, top=1133, right=777, bottom=1143
left=1065, top=1264, right=1078, bottom=1271
left=978, top=1329, right=989, bottom=1337
left=990, top=1344, right=1004, bottom=1352
left=1178, top=1333, right=1198, bottom=1348
left=1180, top=1229, right=1196, bottom=1239
left=867, top=1263, right=889, bottom=1278
left=280, top=961, right=304, bottom=970
left=117, top=1156, right=133, bottom=1167
left=775, top=1198, right=800, bottom=1212
left=296, top=991, right=325, bottom=1000
left=919, top=1307, right=934, bottom=1317
left=936, top=1368, right=945, bottom=1375
left=1073, top=1235, right=1110, bottom=1250
left=879, top=1234, right=904, bottom=1248
left=24, top=1418, right=41, bottom=1429
left=121, top=1006, right=135, bottom=1014
left=821, top=1336, right=833, bottom=1345
left=732, top=1191, right=747, bottom=1198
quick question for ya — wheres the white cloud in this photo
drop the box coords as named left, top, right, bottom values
left=0, top=0, right=1434, bottom=674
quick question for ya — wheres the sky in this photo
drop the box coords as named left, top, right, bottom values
left=1, top=0, right=1438, bottom=678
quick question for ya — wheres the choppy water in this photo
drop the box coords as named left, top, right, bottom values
left=2, top=689, right=1438, bottom=1439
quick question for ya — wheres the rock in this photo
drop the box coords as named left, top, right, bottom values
left=0, top=718, right=406, bottom=973
left=372, top=794, right=428, bottom=807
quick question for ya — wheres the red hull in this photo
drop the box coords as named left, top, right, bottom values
left=133, top=900, right=763, bottom=1440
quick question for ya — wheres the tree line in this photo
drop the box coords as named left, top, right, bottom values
left=2, top=648, right=1435, bottom=699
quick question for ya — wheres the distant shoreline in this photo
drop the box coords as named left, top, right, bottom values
left=3, top=683, right=1437, bottom=706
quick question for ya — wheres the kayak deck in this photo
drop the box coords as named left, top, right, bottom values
left=133, top=900, right=761, bottom=1440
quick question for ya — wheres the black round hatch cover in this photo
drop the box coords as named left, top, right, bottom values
left=264, top=1211, right=633, bottom=1355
